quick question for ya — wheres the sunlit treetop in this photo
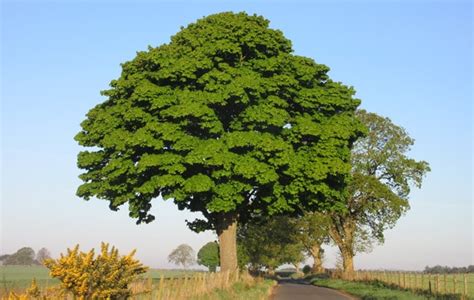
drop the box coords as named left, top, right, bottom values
left=75, top=12, right=365, bottom=229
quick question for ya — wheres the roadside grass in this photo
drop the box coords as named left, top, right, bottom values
left=342, top=272, right=474, bottom=298
left=311, top=278, right=433, bottom=300
left=0, top=265, right=57, bottom=291
left=192, top=279, right=276, bottom=300
left=0, top=266, right=273, bottom=300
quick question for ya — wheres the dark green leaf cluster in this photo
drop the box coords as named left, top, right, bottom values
left=296, top=212, right=331, bottom=252
left=75, top=12, right=364, bottom=226
left=197, top=241, right=220, bottom=272
left=238, top=216, right=304, bottom=270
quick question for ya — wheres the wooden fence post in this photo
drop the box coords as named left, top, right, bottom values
left=158, top=275, right=164, bottom=299
left=453, top=275, right=457, bottom=294
left=463, top=274, right=467, bottom=297
left=429, top=275, right=432, bottom=294
left=436, top=275, right=440, bottom=294
left=444, top=274, right=447, bottom=294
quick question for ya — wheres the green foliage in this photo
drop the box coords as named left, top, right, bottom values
left=295, top=212, right=330, bottom=259
left=348, top=110, right=430, bottom=241
left=298, top=212, right=330, bottom=246
left=302, top=265, right=312, bottom=275
left=236, top=244, right=250, bottom=271
left=75, top=12, right=364, bottom=230
left=168, top=244, right=195, bottom=268
left=197, top=242, right=220, bottom=272
left=329, top=110, right=431, bottom=272
left=238, top=216, right=304, bottom=271
left=4, top=248, right=35, bottom=266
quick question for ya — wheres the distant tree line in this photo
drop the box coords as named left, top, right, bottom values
left=0, top=247, right=51, bottom=266
left=424, top=265, right=474, bottom=274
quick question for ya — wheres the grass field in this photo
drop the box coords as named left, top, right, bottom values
left=0, top=266, right=273, bottom=299
left=312, top=278, right=429, bottom=300
left=0, top=265, right=201, bottom=291
left=204, top=280, right=275, bottom=300
left=351, top=271, right=474, bottom=298
left=0, top=266, right=57, bottom=291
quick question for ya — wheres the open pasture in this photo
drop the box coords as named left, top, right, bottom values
left=0, top=265, right=200, bottom=291
left=351, top=271, right=474, bottom=298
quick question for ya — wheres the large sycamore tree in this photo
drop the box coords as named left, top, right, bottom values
left=330, top=110, right=430, bottom=278
left=75, top=12, right=364, bottom=271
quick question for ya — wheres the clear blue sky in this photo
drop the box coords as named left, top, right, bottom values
left=1, top=0, right=472, bottom=270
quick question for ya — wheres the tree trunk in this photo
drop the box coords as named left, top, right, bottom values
left=340, top=247, right=354, bottom=279
left=267, top=266, right=275, bottom=276
left=309, top=244, right=324, bottom=273
left=216, top=212, right=238, bottom=272
left=293, top=262, right=302, bottom=275
left=329, top=217, right=356, bottom=280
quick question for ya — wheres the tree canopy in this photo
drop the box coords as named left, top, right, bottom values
left=36, top=248, right=51, bottom=264
left=238, top=216, right=304, bottom=273
left=75, top=12, right=364, bottom=271
left=295, top=212, right=330, bottom=273
left=197, top=242, right=220, bottom=272
left=3, top=247, right=35, bottom=265
left=168, top=244, right=195, bottom=269
left=329, top=110, right=430, bottom=277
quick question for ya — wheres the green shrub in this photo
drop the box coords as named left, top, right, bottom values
left=302, top=265, right=312, bottom=275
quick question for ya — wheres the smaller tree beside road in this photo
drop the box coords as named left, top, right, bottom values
left=329, top=110, right=430, bottom=278
left=197, top=242, right=220, bottom=272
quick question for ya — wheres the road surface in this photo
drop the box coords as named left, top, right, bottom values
left=271, top=279, right=355, bottom=300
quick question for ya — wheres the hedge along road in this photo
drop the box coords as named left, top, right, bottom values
left=271, top=279, right=356, bottom=300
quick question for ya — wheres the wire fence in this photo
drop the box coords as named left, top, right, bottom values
left=348, top=271, right=474, bottom=299
left=130, top=270, right=250, bottom=299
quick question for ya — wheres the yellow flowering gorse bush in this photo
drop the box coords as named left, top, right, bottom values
left=25, top=278, right=41, bottom=298
left=44, top=242, right=148, bottom=299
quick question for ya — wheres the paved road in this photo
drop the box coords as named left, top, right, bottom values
left=271, top=279, right=355, bottom=300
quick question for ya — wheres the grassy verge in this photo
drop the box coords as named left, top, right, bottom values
left=0, top=266, right=198, bottom=290
left=311, top=278, right=432, bottom=300
left=197, top=279, right=276, bottom=300
left=0, top=268, right=275, bottom=300
left=0, top=266, right=58, bottom=291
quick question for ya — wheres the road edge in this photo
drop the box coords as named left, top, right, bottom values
left=311, top=283, right=360, bottom=300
